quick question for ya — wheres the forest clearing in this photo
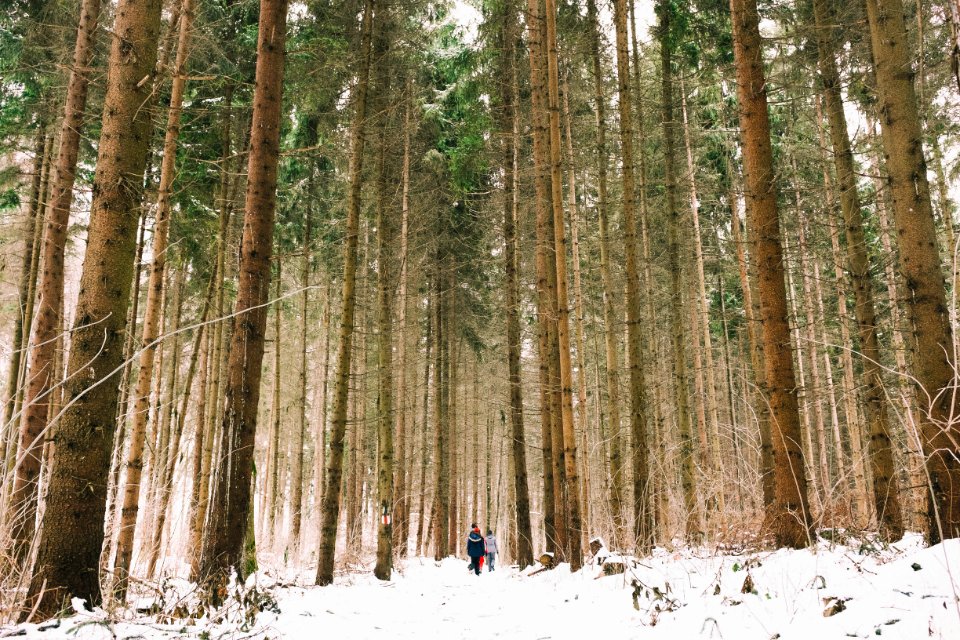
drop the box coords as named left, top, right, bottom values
left=2, top=0, right=960, bottom=637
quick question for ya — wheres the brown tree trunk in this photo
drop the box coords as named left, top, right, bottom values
left=145, top=272, right=213, bottom=579
left=657, top=4, right=699, bottom=541
left=730, top=0, right=812, bottom=548
left=189, top=94, right=236, bottom=573
left=543, top=0, right=583, bottom=570
left=112, top=0, right=195, bottom=594
left=415, top=291, right=433, bottom=557
left=1, top=123, right=47, bottom=448
left=586, top=0, right=626, bottom=548
left=392, top=80, right=412, bottom=558
left=864, top=0, right=960, bottom=541
left=291, top=188, right=313, bottom=552
left=7, top=0, right=103, bottom=566
left=22, top=0, right=164, bottom=618
left=499, top=0, right=534, bottom=570
left=315, top=0, right=374, bottom=585
left=525, top=0, right=559, bottom=556
left=196, top=0, right=288, bottom=586
left=728, top=156, right=775, bottom=509
left=374, top=18, right=396, bottom=578
left=612, top=0, right=653, bottom=550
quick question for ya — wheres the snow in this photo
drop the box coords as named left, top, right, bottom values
left=5, top=534, right=958, bottom=639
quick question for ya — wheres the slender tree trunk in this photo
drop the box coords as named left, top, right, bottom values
left=415, top=291, right=432, bottom=557
left=146, top=273, right=214, bottom=578
left=864, top=0, right=960, bottom=541
left=314, top=279, right=333, bottom=529
left=680, top=81, right=723, bottom=515
left=7, top=0, right=104, bottom=566
left=374, top=22, right=396, bottom=578
left=431, top=267, right=449, bottom=560
left=612, top=0, right=653, bottom=550
left=290, top=184, right=313, bottom=552
left=1, top=123, right=47, bottom=450
left=316, top=0, right=375, bottom=585
left=728, top=157, right=775, bottom=509
left=266, top=264, right=283, bottom=542
left=188, top=90, right=236, bottom=574
left=22, top=0, right=164, bottom=617
left=196, top=0, right=288, bottom=586
left=585, top=0, right=626, bottom=549
left=525, top=0, right=559, bottom=555
left=813, top=89, right=871, bottom=526
left=499, top=0, right=533, bottom=569
left=113, top=0, right=195, bottom=594
left=542, top=0, right=584, bottom=570
left=657, top=3, right=699, bottom=541
left=392, top=80, right=412, bottom=558
left=730, top=0, right=812, bottom=548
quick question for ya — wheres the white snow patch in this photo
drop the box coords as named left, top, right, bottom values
left=5, top=535, right=959, bottom=639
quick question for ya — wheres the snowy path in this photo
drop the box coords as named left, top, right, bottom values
left=6, top=536, right=960, bottom=639
left=266, top=558, right=639, bottom=639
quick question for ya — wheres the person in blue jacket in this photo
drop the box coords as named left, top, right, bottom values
left=466, top=523, right=486, bottom=576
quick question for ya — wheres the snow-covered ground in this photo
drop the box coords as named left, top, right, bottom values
left=5, top=534, right=959, bottom=639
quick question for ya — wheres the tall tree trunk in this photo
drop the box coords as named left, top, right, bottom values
left=113, top=0, right=195, bottom=594
left=499, top=0, right=534, bottom=570
left=313, top=279, right=333, bottom=529
left=145, top=274, right=212, bottom=579
left=196, top=0, right=288, bottom=586
left=612, top=0, right=653, bottom=550
left=374, top=18, right=396, bottom=578
left=431, top=267, right=449, bottom=560
left=392, top=80, right=412, bottom=558
left=680, top=81, right=723, bottom=515
left=864, top=0, right=960, bottom=541
left=525, top=0, right=559, bottom=555
left=813, top=90, right=871, bottom=526
left=316, top=0, right=374, bottom=585
left=561, top=68, right=590, bottom=557
left=728, top=156, right=775, bottom=509
left=657, top=3, right=699, bottom=541
left=7, top=0, right=103, bottom=565
left=586, top=0, right=626, bottom=547
left=730, top=0, right=812, bottom=548
left=1, top=123, right=47, bottom=450
left=189, top=93, right=236, bottom=574
left=291, top=182, right=313, bottom=552
left=415, top=291, right=432, bottom=557
left=266, top=264, right=283, bottom=541
left=543, top=0, right=583, bottom=570
left=22, top=0, right=164, bottom=617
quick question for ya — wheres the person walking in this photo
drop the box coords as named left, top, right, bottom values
left=466, top=523, right=486, bottom=576
left=485, top=529, right=498, bottom=572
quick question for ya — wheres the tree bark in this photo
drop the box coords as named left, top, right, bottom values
left=7, top=0, right=103, bottom=566
left=657, top=3, right=699, bottom=541
left=864, top=0, right=960, bottom=541
left=613, top=0, right=653, bottom=550
left=498, top=0, right=534, bottom=570
left=374, top=15, right=396, bottom=578
left=543, top=0, right=583, bottom=571
left=315, top=0, right=374, bottom=585
left=112, top=0, right=195, bottom=594
left=196, top=0, right=288, bottom=586
left=22, top=0, right=164, bottom=617
left=586, top=0, right=626, bottom=548
left=729, top=0, right=812, bottom=548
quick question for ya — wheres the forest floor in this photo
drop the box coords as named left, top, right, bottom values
left=4, top=533, right=959, bottom=639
